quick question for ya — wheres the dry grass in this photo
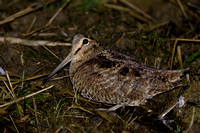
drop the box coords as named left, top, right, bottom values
left=0, top=0, right=200, bottom=132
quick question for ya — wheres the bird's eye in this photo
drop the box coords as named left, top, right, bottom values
left=83, top=39, right=89, bottom=45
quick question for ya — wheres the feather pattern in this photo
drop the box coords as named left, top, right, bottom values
left=46, top=34, right=189, bottom=106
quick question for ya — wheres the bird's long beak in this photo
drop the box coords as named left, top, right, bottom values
left=43, top=53, right=73, bottom=83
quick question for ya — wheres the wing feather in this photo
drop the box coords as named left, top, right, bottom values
left=70, top=51, right=183, bottom=106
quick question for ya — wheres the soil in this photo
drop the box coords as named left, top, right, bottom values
left=0, top=0, right=200, bottom=132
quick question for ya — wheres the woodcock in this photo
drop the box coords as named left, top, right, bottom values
left=44, top=34, right=189, bottom=106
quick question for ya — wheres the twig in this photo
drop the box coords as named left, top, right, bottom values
left=46, top=0, right=71, bottom=26
left=177, top=0, right=188, bottom=18
left=157, top=57, right=161, bottom=69
left=0, top=0, right=57, bottom=25
left=4, top=72, right=23, bottom=116
left=149, top=21, right=169, bottom=31
left=11, top=73, right=49, bottom=85
left=22, top=26, right=45, bottom=37
left=64, top=126, right=73, bottom=133
left=42, top=46, right=62, bottom=61
left=158, top=102, right=178, bottom=120
left=32, top=96, right=40, bottom=133
left=0, top=85, right=54, bottom=108
left=60, top=115, right=89, bottom=119
left=187, top=2, right=200, bottom=10
left=55, top=126, right=64, bottom=133
left=20, top=53, right=24, bottom=66
left=154, top=58, right=158, bottom=69
left=66, top=105, right=94, bottom=115
left=170, top=38, right=200, bottom=70
left=6, top=0, right=20, bottom=8
left=1, top=72, right=40, bottom=85
left=7, top=71, right=21, bottom=78
left=177, top=46, right=183, bottom=69
left=32, top=32, right=58, bottom=37
left=24, top=0, right=71, bottom=37
left=184, top=107, right=196, bottom=133
left=5, top=71, right=16, bottom=98
left=104, top=3, right=129, bottom=12
left=0, top=37, right=71, bottom=47
left=3, top=81, right=15, bottom=99
left=154, top=57, right=161, bottom=69
left=25, top=17, right=37, bottom=34
left=119, top=0, right=156, bottom=22
left=177, top=0, right=193, bottom=29
left=0, top=86, right=13, bottom=100
left=104, top=3, right=149, bottom=23
left=9, top=115, right=19, bottom=133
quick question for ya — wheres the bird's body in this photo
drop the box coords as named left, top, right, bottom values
left=45, top=34, right=188, bottom=106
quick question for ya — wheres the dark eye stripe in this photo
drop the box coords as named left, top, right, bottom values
left=74, top=48, right=81, bottom=54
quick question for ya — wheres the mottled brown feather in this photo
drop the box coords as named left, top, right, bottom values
left=69, top=46, right=188, bottom=106
left=46, top=34, right=189, bottom=106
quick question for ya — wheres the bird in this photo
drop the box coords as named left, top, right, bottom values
left=44, top=34, right=189, bottom=106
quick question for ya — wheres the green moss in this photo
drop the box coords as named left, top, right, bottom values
left=135, top=32, right=171, bottom=66
left=137, top=32, right=166, bottom=50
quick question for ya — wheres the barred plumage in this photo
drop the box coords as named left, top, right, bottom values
left=44, top=34, right=189, bottom=106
